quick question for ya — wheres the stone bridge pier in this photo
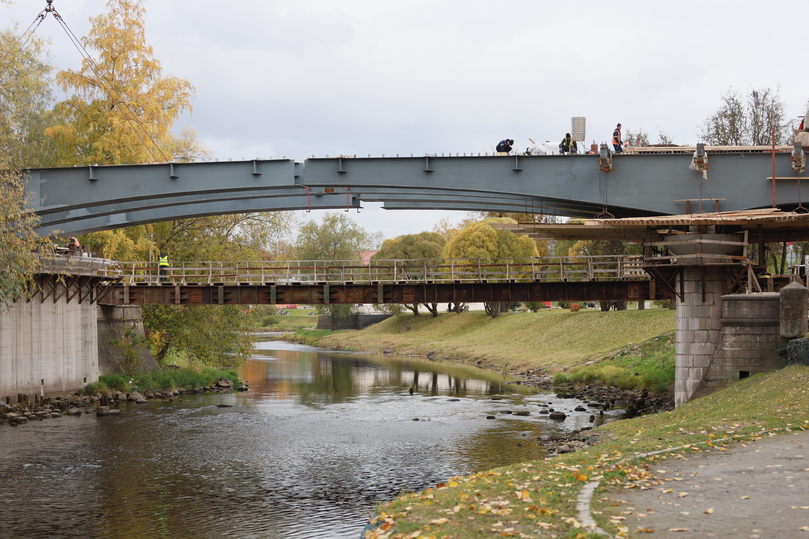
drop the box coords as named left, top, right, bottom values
left=668, top=232, right=808, bottom=406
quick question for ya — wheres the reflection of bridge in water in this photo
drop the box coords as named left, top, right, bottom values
left=84, top=255, right=662, bottom=306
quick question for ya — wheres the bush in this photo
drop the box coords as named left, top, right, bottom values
left=553, top=332, right=674, bottom=392
left=79, top=367, right=242, bottom=394
left=99, top=373, right=132, bottom=391
left=79, top=381, right=106, bottom=395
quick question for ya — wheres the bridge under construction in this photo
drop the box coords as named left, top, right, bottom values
left=11, top=145, right=809, bottom=407
left=27, top=144, right=809, bottom=235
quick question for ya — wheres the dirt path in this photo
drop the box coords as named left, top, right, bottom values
left=603, top=431, right=809, bottom=538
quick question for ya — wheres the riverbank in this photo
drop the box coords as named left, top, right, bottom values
left=0, top=366, right=247, bottom=427
left=303, top=310, right=675, bottom=374
left=365, top=364, right=809, bottom=538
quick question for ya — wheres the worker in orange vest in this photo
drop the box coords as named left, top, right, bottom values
left=612, top=123, right=623, bottom=153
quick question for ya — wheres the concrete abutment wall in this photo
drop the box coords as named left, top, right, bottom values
left=1, top=294, right=156, bottom=402
left=0, top=297, right=98, bottom=401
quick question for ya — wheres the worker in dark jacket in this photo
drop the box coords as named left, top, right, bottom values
left=496, top=139, right=514, bottom=154
left=612, top=123, right=623, bottom=153
left=559, top=133, right=578, bottom=154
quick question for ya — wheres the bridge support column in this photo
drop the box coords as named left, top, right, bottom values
left=675, top=268, right=725, bottom=406
left=0, top=287, right=98, bottom=403
left=97, top=305, right=158, bottom=375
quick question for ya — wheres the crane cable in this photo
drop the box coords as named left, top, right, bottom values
left=8, top=0, right=171, bottom=163
left=0, top=4, right=50, bottom=75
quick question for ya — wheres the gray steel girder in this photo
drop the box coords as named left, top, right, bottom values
left=300, top=153, right=804, bottom=215
left=28, top=159, right=297, bottom=213
left=25, top=151, right=809, bottom=234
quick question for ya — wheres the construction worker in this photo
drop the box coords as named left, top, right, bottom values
left=158, top=252, right=169, bottom=282
left=67, top=236, right=80, bottom=254
left=559, top=133, right=578, bottom=155
left=496, top=139, right=514, bottom=154
left=612, top=123, right=623, bottom=153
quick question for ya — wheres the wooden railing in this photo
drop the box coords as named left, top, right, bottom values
left=101, top=255, right=648, bottom=286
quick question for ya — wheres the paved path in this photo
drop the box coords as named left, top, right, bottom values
left=603, top=431, right=809, bottom=538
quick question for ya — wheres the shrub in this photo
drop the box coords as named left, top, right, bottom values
left=99, top=373, right=132, bottom=391
left=554, top=332, right=675, bottom=392
left=79, top=381, right=106, bottom=395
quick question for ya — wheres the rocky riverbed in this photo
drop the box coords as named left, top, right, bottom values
left=0, top=378, right=248, bottom=427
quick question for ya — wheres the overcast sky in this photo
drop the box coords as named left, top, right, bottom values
left=4, top=0, right=808, bottom=241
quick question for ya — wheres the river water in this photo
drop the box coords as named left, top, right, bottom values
left=0, top=336, right=614, bottom=538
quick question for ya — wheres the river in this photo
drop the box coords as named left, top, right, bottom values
left=0, top=336, right=616, bottom=538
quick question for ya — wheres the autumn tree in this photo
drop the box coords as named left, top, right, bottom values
left=623, top=128, right=649, bottom=147
left=372, top=232, right=445, bottom=317
left=0, top=31, right=55, bottom=168
left=442, top=218, right=539, bottom=317
left=702, top=87, right=789, bottom=146
left=295, top=212, right=379, bottom=319
left=0, top=31, right=52, bottom=305
left=45, top=0, right=194, bottom=166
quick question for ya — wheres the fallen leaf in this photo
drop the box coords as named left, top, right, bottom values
left=741, top=496, right=751, bottom=500
left=704, top=508, right=714, bottom=514
left=668, top=528, right=690, bottom=532
left=429, top=518, right=448, bottom=525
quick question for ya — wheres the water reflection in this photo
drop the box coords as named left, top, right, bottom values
left=0, top=338, right=612, bottom=538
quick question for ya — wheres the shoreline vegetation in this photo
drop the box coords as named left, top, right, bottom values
left=0, top=366, right=247, bottom=427
left=79, top=367, right=244, bottom=395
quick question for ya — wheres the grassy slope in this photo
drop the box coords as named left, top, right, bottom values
left=320, top=309, right=675, bottom=372
left=367, top=365, right=809, bottom=538
left=260, top=308, right=319, bottom=331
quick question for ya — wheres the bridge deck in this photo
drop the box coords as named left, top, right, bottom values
left=93, top=255, right=663, bottom=305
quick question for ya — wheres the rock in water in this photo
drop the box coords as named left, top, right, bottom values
left=548, top=411, right=567, bottom=421
left=215, top=378, right=233, bottom=389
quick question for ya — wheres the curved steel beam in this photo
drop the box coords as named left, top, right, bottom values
left=38, top=186, right=588, bottom=228
left=37, top=193, right=359, bottom=236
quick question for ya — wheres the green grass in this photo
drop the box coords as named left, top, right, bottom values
left=259, top=307, right=319, bottom=331
left=319, top=309, right=676, bottom=372
left=79, top=367, right=242, bottom=394
left=367, top=365, right=809, bottom=538
left=553, top=332, right=675, bottom=391
left=279, top=328, right=341, bottom=346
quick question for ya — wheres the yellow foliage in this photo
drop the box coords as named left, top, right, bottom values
left=45, top=0, right=194, bottom=166
left=442, top=218, right=539, bottom=262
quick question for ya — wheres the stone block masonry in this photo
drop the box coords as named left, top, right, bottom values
left=694, top=293, right=782, bottom=399
left=674, top=268, right=726, bottom=406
